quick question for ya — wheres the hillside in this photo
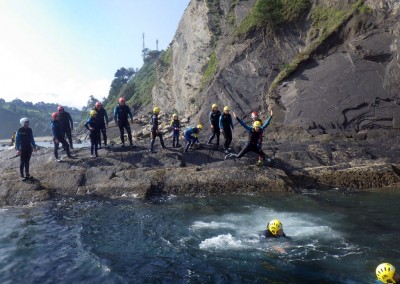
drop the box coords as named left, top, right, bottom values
left=0, top=99, right=81, bottom=140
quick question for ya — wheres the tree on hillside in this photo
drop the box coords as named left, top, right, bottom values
left=108, top=67, right=137, bottom=101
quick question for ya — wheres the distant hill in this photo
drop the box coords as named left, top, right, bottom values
left=0, top=98, right=82, bottom=139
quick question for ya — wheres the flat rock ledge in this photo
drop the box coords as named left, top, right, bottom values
left=1, top=133, right=400, bottom=206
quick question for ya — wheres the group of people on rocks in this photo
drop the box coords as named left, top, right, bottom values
left=14, top=97, right=275, bottom=179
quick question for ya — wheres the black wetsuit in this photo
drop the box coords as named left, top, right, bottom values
left=113, top=104, right=133, bottom=146
left=51, top=120, right=71, bottom=159
left=228, top=116, right=272, bottom=160
left=170, top=119, right=181, bottom=147
left=93, top=107, right=108, bottom=147
left=150, top=113, right=165, bottom=151
left=219, top=112, right=234, bottom=150
left=15, top=127, right=36, bottom=178
left=85, top=117, right=99, bottom=157
left=263, top=229, right=287, bottom=238
left=208, top=110, right=221, bottom=147
left=59, top=111, right=74, bottom=149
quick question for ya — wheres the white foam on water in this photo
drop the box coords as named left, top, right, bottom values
left=192, top=206, right=356, bottom=255
left=190, top=221, right=236, bottom=230
left=199, top=233, right=248, bottom=250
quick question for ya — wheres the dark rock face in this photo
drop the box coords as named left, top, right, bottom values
left=276, top=23, right=400, bottom=135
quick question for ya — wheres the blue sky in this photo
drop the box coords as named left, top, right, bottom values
left=0, top=0, right=189, bottom=108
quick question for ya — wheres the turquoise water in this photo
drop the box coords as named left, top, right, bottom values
left=0, top=190, right=399, bottom=283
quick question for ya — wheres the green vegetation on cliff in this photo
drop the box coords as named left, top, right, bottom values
left=101, top=52, right=160, bottom=118
left=268, top=0, right=366, bottom=95
left=236, top=0, right=310, bottom=35
left=201, top=52, right=219, bottom=90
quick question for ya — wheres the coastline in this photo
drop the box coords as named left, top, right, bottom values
left=0, top=132, right=400, bottom=207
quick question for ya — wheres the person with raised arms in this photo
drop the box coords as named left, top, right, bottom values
left=225, top=110, right=273, bottom=166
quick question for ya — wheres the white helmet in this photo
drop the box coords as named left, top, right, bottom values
left=20, top=117, right=29, bottom=126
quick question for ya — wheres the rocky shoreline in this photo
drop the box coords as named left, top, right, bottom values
left=1, top=128, right=399, bottom=207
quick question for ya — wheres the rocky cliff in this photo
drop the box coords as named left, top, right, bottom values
left=153, top=0, right=400, bottom=139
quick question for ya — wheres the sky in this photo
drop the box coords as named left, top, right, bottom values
left=0, top=0, right=190, bottom=109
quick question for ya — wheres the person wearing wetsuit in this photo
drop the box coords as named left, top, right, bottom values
left=263, top=219, right=287, bottom=238
left=113, top=97, right=133, bottom=147
left=184, top=125, right=203, bottom=152
left=207, top=103, right=221, bottom=148
left=149, top=107, right=166, bottom=152
left=170, top=113, right=181, bottom=148
left=93, top=101, right=109, bottom=148
left=15, top=118, right=36, bottom=179
left=219, top=106, right=234, bottom=154
left=85, top=110, right=100, bottom=157
left=51, top=112, right=72, bottom=161
left=225, top=110, right=273, bottom=166
left=376, top=263, right=400, bottom=284
left=58, top=105, right=74, bottom=149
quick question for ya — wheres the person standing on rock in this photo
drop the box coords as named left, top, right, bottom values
left=58, top=105, right=74, bottom=149
left=85, top=110, right=100, bottom=157
left=207, top=103, right=221, bottom=148
left=93, top=101, right=109, bottom=148
left=51, top=112, right=72, bottom=161
left=225, top=110, right=273, bottom=166
left=113, top=97, right=133, bottom=147
left=219, top=106, right=234, bottom=154
left=15, top=118, right=37, bottom=180
left=184, top=124, right=203, bottom=152
left=149, top=107, right=166, bottom=152
left=170, top=113, right=181, bottom=148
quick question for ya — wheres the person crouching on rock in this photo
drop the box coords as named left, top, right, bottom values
left=51, top=112, right=72, bottom=161
left=170, top=113, right=181, bottom=148
left=85, top=110, right=100, bottom=158
left=149, top=107, right=166, bottom=152
left=184, top=124, right=203, bottom=152
left=15, top=117, right=37, bottom=180
left=376, top=263, right=400, bottom=284
left=225, top=110, right=273, bottom=166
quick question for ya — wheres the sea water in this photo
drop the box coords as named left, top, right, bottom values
left=0, top=190, right=399, bottom=283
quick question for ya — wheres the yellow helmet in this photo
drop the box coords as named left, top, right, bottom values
left=253, top=121, right=262, bottom=128
left=376, top=263, right=396, bottom=284
left=172, top=113, right=178, bottom=118
left=90, top=110, right=97, bottom=117
left=212, top=103, right=218, bottom=109
left=153, top=107, right=160, bottom=113
left=268, top=219, right=282, bottom=236
left=197, top=124, right=203, bottom=130
left=223, top=106, right=230, bottom=111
